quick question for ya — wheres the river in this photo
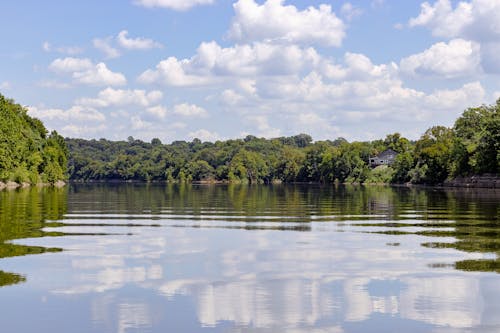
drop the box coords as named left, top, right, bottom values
left=0, top=184, right=499, bottom=332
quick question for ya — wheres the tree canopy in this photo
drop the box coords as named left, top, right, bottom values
left=66, top=100, right=499, bottom=185
left=2, top=92, right=497, bottom=186
left=0, top=94, right=67, bottom=184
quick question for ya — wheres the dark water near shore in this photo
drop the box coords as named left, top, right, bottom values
left=0, top=184, right=499, bottom=332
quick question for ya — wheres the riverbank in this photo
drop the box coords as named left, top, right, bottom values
left=65, top=177, right=500, bottom=189
left=443, top=175, right=500, bottom=189
left=0, top=180, right=66, bottom=190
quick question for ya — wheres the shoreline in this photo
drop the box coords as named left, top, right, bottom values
left=0, top=180, right=66, bottom=191
left=2, top=176, right=497, bottom=190
left=64, top=177, right=499, bottom=189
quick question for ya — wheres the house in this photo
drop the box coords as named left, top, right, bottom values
left=370, top=149, right=398, bottom=167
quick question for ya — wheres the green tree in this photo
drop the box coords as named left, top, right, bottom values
left=412, top=126, right=454, bottom=184
left=0, top=94, right=67, bottom=184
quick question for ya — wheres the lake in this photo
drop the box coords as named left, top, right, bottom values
left=0, top=184, right=499, bottom=332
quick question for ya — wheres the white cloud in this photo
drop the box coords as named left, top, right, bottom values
left=173, top=103, right=208, bottom=117
left=138, top=41, right=321, bottom=86
left=43, top=41, right=83, bottom=55
left=228, top=0, right=345, bottom=47
left=131, top=115, right=152, bottom=130
left=38, top=80, right=72, bottom=89
left=0, top=81, right=11, bottom=90
left=394, top=23, right=404, bottom=30
left=220, top=89, right=245, bottom=106
left=42, top=41, right=51, bottom=52
left=77, top=88, right=163, bottom=108
left=424, top=81, right=485, bottom=110
left=93, top=37, right=121, bottom=59
left=341, top=3, right=363, bottom=21
left=400, top=39, right=481, bottom=78
left=138, top=57, right=210, bottom=86
left=117, top=30, right=163, bottom=50
left=49, top=57, right=93, bottom=73
left=331, top=52, right=397, bottom=80
left=188, top=129, right=221, bottom=142
left=27, top=106, right=106, bottom=122
left=371, top=0, right=385, bottom=8
left=409, top=0, right=473, bottom=37
left=285, top=71, right=473, bottom=111
left=409, top=0, right=500, bottom=41
left=245, top=115, right=281, bottom=138
left=133, top=0, right=214, bottom=11
left=61, top=124, right=107, bottom=138
left=408, top=0, right=500, bottom=74
left=49, top=58, right=126, bottom=87
left=72, top=63, right=127, bottom=86
left=146, top=105, right=168, bottom=119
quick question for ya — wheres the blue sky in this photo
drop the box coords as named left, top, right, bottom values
left=1, top=0, right=499, bottom=142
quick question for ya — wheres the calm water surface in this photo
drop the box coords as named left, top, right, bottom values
left=0, top=184, right=499, bottom=332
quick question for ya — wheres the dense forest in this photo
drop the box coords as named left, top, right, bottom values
left=0, top=91, right=497, bottom=186
left=0, top=94, right=67, bottom=185
left=66, top=99, right=499, bottom=185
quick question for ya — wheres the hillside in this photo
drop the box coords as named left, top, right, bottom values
left=0, top=94, right=67, bottom=187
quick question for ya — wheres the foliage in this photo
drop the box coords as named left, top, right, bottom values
left=366, top=165, right=395, bottom=184
left=411, top=126, right=454, bottom=184
left=0, top=95, right=485, bottom=186
left=451, top=100, right=500, bottom=176
left=65, top=98, right=500, bottom=185
left=0, top=94, right=68, bottom=184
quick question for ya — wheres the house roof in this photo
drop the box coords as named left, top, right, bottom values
left=374, top=149, right=398, bottom=159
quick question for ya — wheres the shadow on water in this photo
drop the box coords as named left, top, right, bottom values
left=0, top=187, right=67, bottom=287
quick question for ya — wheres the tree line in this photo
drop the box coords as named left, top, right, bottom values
left=1, top=92, right=497, bottom=186
left=0, top=94, right=67, bottom=184
left=66, top=99, right=499, bottom=185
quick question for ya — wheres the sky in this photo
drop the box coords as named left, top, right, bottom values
left=1, top=0, right=499, bottom=143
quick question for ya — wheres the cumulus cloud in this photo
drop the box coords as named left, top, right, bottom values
left=49, top=57, right=93, bottom=73
left=400, top=39, right=481, bottom=77
left=138, top=41, right=321, bottom=86
left=409, top=0, right=500, bottom=41
left=173, top=103, right=208, bottom=117
left=77, top=88, right=163, bottom=108
left=408, top=0, right=500, bottom=74
left=263, top=70, right=484, bottom=113
left=48, top=58, right=126, bottom=86
left=73, top=63, right=127, bottom=86
left=131, top=115, right=152, bottom=130
left=424, top=81, right=485, bottom=110
left=61, top=124, right=107, bottom=138
left=138, top=57, right=210, bottom=86
left=117, top=30, right=163, bottom=50
left=245, top=115, right=281, bottom=137
left=188, top=129, right=221, bottom=142
left=146, top=105, right=168, bottom=119
left=28, top=106, right=106, bottom=122
left=323, top=52, right=397, bottom=81
left=93, top=37, right=121, bottom=59
left=228, top=0, right=345, bottom=47
left=220, top=89, right=245, bottom=106
left=409, top=0, right=474, bottom=37
left=133, top=0, right=214, bottom=11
